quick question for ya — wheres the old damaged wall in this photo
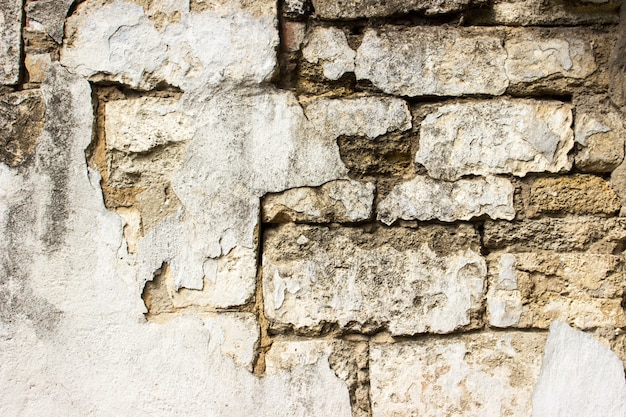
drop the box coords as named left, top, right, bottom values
left=1, top=0, right=626, bottom=415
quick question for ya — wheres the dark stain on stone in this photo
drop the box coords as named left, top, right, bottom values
left=0, top=90, right=45, bottom=167
left=37, top=65, right=75, bottom=253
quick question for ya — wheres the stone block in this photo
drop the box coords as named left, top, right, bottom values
left=574, top=95, right=625, bottom=172
left=26, top=0, right=75, bottom=44
left=527, top=175, right=621, bottom=217
left=302, top=27, right=355, bottom=80
left=61, top=0, right=278, bottom=91
left=416, top=99, right=573, bottom=180
left=303, top=96, right=411, bottom=139
left=312, top=0, right=488, bottom=19
left=24, top=53, right=53, bottom=84
left=467, top=0, right=620, bottom=26
left=0, top=0, right=22, bottom=85
left=105, top=97, right=194, bottom=153
left=484, top=217, right=626, bottom=253
left=377, top=175, right=515, bottom=224
left=370, top=332, right=547, bottom=417
left=263, top=223, right=486, bottom=335
left=0, top=90, right=46, bottom=167
left=487, top=252, right=626, bottom=329
left=355, top=26, right=508, bottom=97
left=262, top=180, right=375, bottom=223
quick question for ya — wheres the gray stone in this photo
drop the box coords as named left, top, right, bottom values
left=416, top=99, right=573, bottom=180
left=262, top=180, right=375, bottom=223
left=61, top=0, right=279, bottom=91
left=370, top=332, right=547, bottom=417
left=312, top=0, right=487, bottom=19
left=355, top=26, right=508, bottom=97
left=0, top=90, right=46, bottom=167
left=467, top=0, right=620, bottom=26
left=263, top=224, right=486, bottom=335
left=487, top=252, right=626, bottom=329
left=377, top=175, right=515, bottom=224
left=575, top=95, right=625, bottom=172
left=303, top=96, right=411, bottom=139
left=484, top=217, right=626, bottom=253
left=26, top=0, right=75, bottom=44
left=302, top=27, right=355, bottom=81
left=0, top=0, right=22, bottom=85
left=531, top=322, right=626, bottom=417
left=505, top=29, right=597, bottom=85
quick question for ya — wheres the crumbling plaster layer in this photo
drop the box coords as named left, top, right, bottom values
left=0, top=64, right=352, bottom=417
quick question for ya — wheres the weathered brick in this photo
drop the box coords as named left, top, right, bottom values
left=370, top=332, right=547, bottom=417
left=355, top=26, right=508, bottom=97
left=262, top=180, right=375, bottom=223
left=527, top=175, right=621, bottom=217
left=0, top=0, right=22, bottom=85
left=263, top=223, right=486, bottom=335
left=377, top=175, right=515, bottom=224
left=416, top=99, right=573, bottom=180
left=487, top=251, right=626, bottom=329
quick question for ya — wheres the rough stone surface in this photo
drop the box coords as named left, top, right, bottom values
left=265, top=339, right=366, bottom=417
left=263, top=224, right=486, bottom=335
left=370, top=332, right=547, bottom=417
left=505, top=29, right=597, bottom=85
left=416, top=99, right=574, bottom=180
left=378, top=175, right=515, bottom=224
left=484, top=216, right=626, bottom=253
left=312, top=0, right=488, bottom=19
left=303, top=96, right=412, bottom=139
left=26, top=0, right=75, bottom=44
left=467, top=0, right=620, bottom=25
left=262, top=180, right=375, bottom=223
left=0, top=0, right=22, bottom=85
left=574, top=95, right=625, bottom=172
left=61, top=0, right=279, bottom=90
left=527, top=175, right=621, bottom=217
left=355, top=27, right=508, bottom=97
left=487, top=252, right=626, bottom=329
left=25, top=53, right=53, bottom=84
left=302, top=27, right=355, bottom=81
left=0, top=89, right=46, bottom=167
left=531, top=322, right=626, bottom=417
left=106, top=97, right=194, bottom=153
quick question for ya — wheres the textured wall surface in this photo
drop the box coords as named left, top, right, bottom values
left=2, top=0, right=626, bottom=416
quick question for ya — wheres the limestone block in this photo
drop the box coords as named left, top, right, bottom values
left=0, top=90, right=46, bottom=167
left=355, top=26, right=508, bottom=97
left=61, top=0, right=278, bottom=91
left=527, top=175, right=621, bottom=216
left=26, top=0, right=75, bottom=44
left=370, top=332, right=547, bottom=417
left=505, top=29, right=597, bottom=85
left=0, top=0, right=22, bottom=85
left=262, top=180, right=375, bottom=223
left=377, top=175, right=515, bottom=224
left=531, top=322, right=626, bottom=417
left=263, top=224, right=486, bottom=335
left=575, top=95, right=626, bottom=172
left=302, top=27, right=355, bottom=81
left=105, top=97, right=195, bottom=153
left=484, top=216, right=626, bottom=253
left=311, top=0, right=488, bottom=19
left=416, top=99, right=573, bottom=180
left=303, top=96, right=412, bottom=139
left=487, top=252, right=626, bottom=329
left=467, top=0, right=620, bottom=25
